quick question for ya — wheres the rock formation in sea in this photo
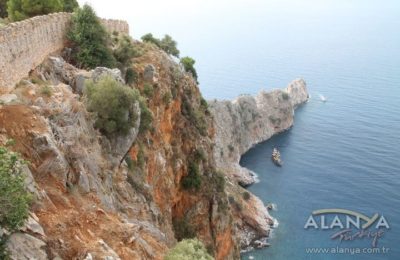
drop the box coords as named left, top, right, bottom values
left=209, top=79, right=308, bottom=249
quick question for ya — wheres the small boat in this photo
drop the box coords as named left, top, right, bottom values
left=271, top=148, right=283, bottom=167
left=319, top=94, right=327, bottom=102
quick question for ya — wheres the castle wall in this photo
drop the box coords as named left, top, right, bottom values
left=0, top=12, right=129, bottom=93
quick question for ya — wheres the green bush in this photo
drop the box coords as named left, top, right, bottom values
left=141, top=33, right=180, bottom=58
left=281, top=92, right=289, bottom=100
left=62, top=0, right=78, bottom=12
left=182, top=162, right=201, bottom=190
left=67, top=4, right=116, bottom=69
left=141, top=33, right=160, bottom=46
left=138, top=97, right=153, bottom=134
left=160, top=35, right=180, bottom=57
left=7, top=0, right=63, bottom=21
left=0, top=0, right=7, bottom=18
left=84, top=76, right=139, bottom=136
left=242, top=191, right=251, bottom=200
left=182, top=98, right=208, bottom=136
left=0, top=146, right=32, bottom=231
left=40, top=85, right=53, bottom=97
left=164, top=239, right=213, bottom=260
left=213, top=172, right=225, bottom=193
left=143, top=83, right=154, bottom=97
left=125, top=67, right=137, bottom=85
left=162, top=91, right=172, bottom=105
left=180, top=57, right=198, bottom=82
left=113, top=35, right=139, bottom=70
left=172, top=217, right=196, bottom=241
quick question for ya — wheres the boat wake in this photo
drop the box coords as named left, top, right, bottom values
left=318, top=94, right=327, bottom=102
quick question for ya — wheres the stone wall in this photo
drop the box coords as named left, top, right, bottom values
left=0, top=13, right=129, bottom=93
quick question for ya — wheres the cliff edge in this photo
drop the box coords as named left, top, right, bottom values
left=210, top=79, right=308, bottom=186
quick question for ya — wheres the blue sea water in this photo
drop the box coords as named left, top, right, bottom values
left=183, top=1, right=400, bottom=259
left=131, top=0, right=400, bottom=259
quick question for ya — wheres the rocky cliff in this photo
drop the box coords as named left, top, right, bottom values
left=0, top=41, right=240, bottom=259
left=209, top=80, right=308, bottom=249
left=209, top=79, right=308, bottom=186
left=0, top=28, right=308, bottom=258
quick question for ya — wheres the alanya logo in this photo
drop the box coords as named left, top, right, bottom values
left=304, top=209, right=390, bottom=247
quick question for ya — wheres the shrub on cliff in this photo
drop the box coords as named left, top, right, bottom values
left=67, top=4, right=116, bottom=69
left=0, top=146, right=32, bottom=231
left=84, top=76, right=140, bottom=136
left=182, top=162, right=201, bottom=190
left=141, top=33, right=180, bottom=58
left=180, top=57, right=198, bottom=82
left=112, top=35, right=139, bottom=72
left=7, top=0, right=63, bottom=21
left=164, top=239, right=213, bottom=260
left=125, top=67, right=138, bottom=85
left=160, top=35, right=180, bottom=57
left=62, top=0, right=78, bottom=12
left=138, top=97, right=153, bottom=134
left=0, top=0, right=7, bottom=18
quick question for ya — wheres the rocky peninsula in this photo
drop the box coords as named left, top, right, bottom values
left=209, top=79, right=308, bottom=249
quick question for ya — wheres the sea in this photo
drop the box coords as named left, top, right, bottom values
left=125, top=0, right=400, bottom=259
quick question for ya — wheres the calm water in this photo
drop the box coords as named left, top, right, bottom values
left=127, top=0, right=400, bottom=259
left=184, top=1, right=400, bottom=259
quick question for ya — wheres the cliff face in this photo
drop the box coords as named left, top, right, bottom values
left=209, top=79, right=308, bottom=186
left=0, top=25, right=308, bottom=258
left=0, top=42, right=239, bottom=260
left=209, top=79, right=308, bottom=248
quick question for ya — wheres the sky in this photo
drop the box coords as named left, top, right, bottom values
left=76, top=0, right=374, bottom=39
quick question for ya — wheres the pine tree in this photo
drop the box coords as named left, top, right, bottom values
left=62, top=0, right=78, bottom=12
left=7, top=0, right=63, bottom=21
left=67, top=4, right=116, bottom=69
left=0, top=0, right=7, bottom=18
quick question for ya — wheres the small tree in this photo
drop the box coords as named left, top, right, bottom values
left=112, top=35, right=139, bottom=75
left=67, top=4, right=116, bottom=69
left=141, top=33, right=180, bottom=58
left=180, top=57, right=198, bottom=82
left=0, top=146, right=31, bottom=231
left=62, top=0, right=78, bottom=12
left=164, top=239, right=214, bottom=260
left=0, top=0, right=7, bottom=18
left=160, top=35, right=180, bottom=57
left=182, top=162, right=201, bottom=190
left=84, top=76, right=139, bottom=136
left=7, top=0, right=63, bottom=21
left=141, top=33, right=160, bottom=46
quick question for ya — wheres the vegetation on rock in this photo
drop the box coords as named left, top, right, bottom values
left=180, top=57, right=198, bottom=82
left=0, top=145, right=32, bottom=258
left=0, top=0, right=7, bottom=18
left=62, top=0, right=78, bottom=12
left=164, top=239, right=214, bottom=260
left=84, top=76, right=140, bottom=136
left=138, top=97, right=153, bottom=134
left=172, top=217, right=196, bottom=241
left=112, top=34, right=139, bottom=76
left=0, top=146, right=31, bottom=231
left=182, top=161, right=201, bottom=190
left=125, top=67, right=138, bottom=85
left=67, top=4, right=116, bottom=69
left=7, top=0, right=63, bottom=21
left=6, top=0, right=78, bottom=21
left=141, top=33, right=180, bottom=58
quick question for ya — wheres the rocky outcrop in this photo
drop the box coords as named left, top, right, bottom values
left=209, top=79, right=308, bottom=249
left=210, top=79, right=308, bottom=185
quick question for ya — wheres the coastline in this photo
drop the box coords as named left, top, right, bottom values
left=209, top=79, right=309, bottom=250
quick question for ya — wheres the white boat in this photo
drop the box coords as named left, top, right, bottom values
left=319, top=94, right=327, bottom=102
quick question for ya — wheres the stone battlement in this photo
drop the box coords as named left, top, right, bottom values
left=0, top=12, right=129, bottom=93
